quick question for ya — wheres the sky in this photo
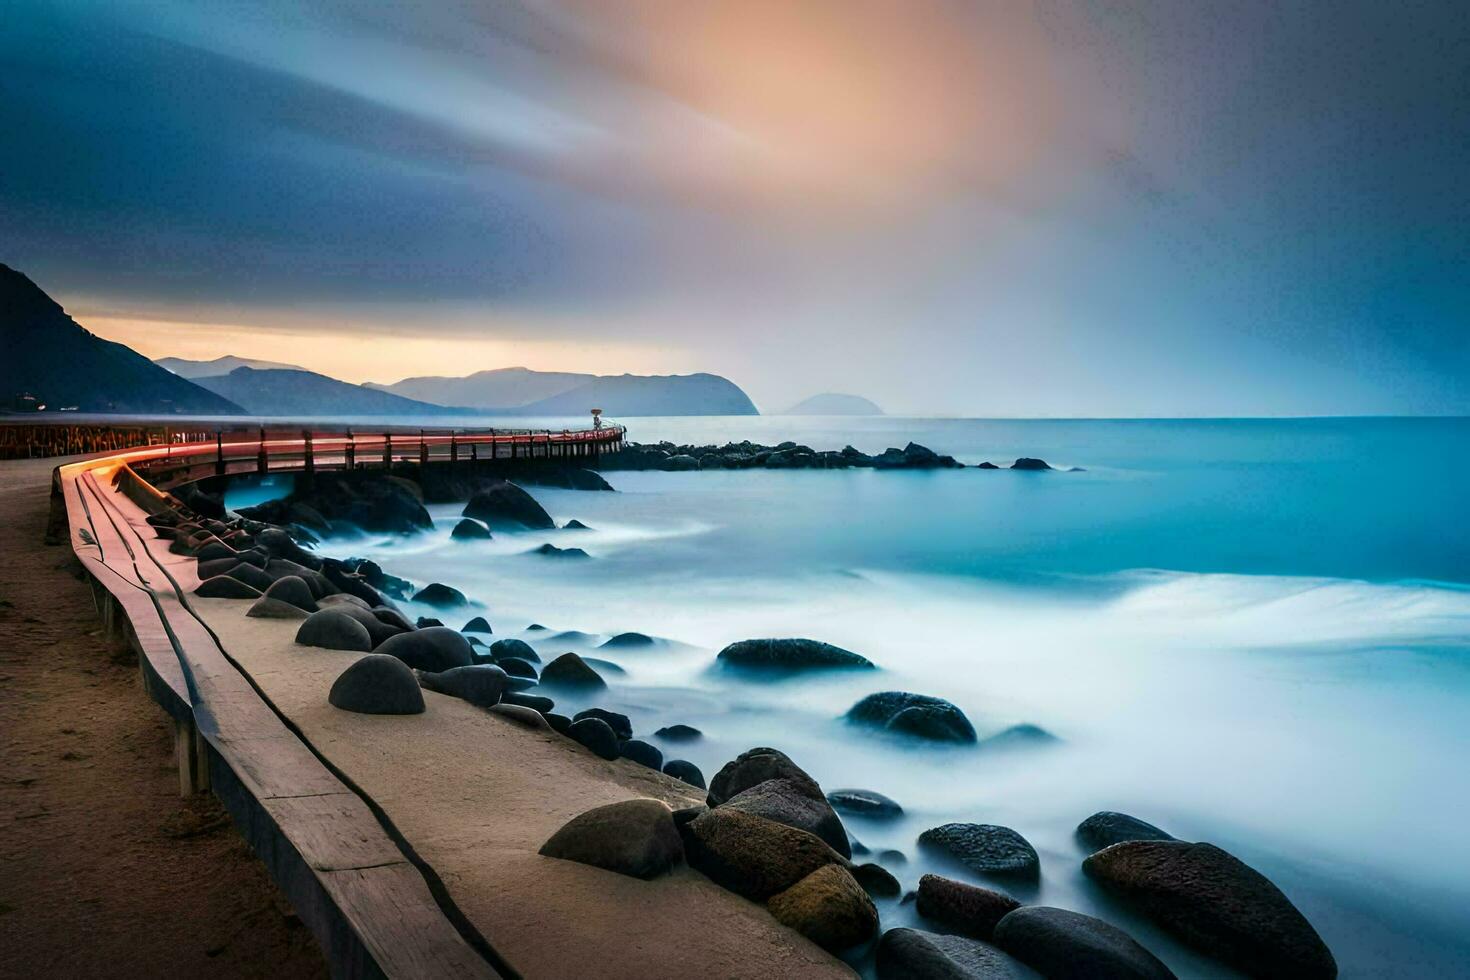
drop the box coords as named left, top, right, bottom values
left=2, top=0, right=1467, bottom=416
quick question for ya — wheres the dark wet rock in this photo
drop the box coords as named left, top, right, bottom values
left=295, top=610, right=374, bottom=652
left=501, top=691, right=553, bottom=713
left=194, top=574, right=263, bottom=600
left=768, top=863, right=879, bottom=953
left=672, top=805, right=706, bottom=829
left=723, top=777, right=851, bottom=859
left=980, top=723, right=1060, bottom=750
left=544, top=712, right=572, bottom=735
left=258, top=575, right=316, bottom=613
left=462, top=616, right=492, bottom=634
left=550, top=629, right=596, bottom=643
left=254, top=527, right=322, bottom=569
left=416, top=617, right=443, bottom=628
left=539, top=798, right=683, bottom=880
left=450, top=517, right=492, bottom=540
left=662, top=759, right=705, bottom=788
left=976, top=461, right=1000, bottom=469
left=373, top=607, right=416, bottom=632
left=582, top=657, right=625, bottom=676
left=317, top=560, right=384, bottom=606
left=269, top=560, right=334, bottom=599
left=1084, top=840, right=1336, bottom=979
left=619, top=738, right=664, bottom=771
left=879, top=849, right=907, bottom=864
left=919, top=824, right=1041, bottom=880
left=661, top=453, right=700, bottom=471
left=416, top=664, right=507, bottom=708
left=495, top=656, right=538, bottom=680
left=852, top=862, right=902, bottom=898
left=197, top=555, right=243, bottom=579
left=827, top=788, right=903, bottom=819
left=679, top=808, right=845, bottom=901
left=463, top=480, right=555, bottom=530
left=489, top=638, right=540, bottom=663
left=992, top=906, right=1175, bottom=980
left=847, top=691, right=977, bottom=743
left=568, top=717, right=620, bottom=760
left=224, top=563, right=276, bottom=593
left=328, top=654, right=424, bottom=715
left=241, top=473, right=431, bottom=536
left=526, top=623, right=547, bottom=631
left=1076, top=812, right=1176, bottom=853
left=876, top=928, right=1040, bottom=980
left=412, top=582, right=468, bottom=608
left=563, top=519, right=592, bottom=530
left=572, top=708, right=632, bottom=739
left=915, top=874, right=1021, bottom=941
left=329, top=603, right=409, bottom=647
left=851, top=838, right=870, bottom=856
left=654, top=724, right=702, bottom=742
left=488, top=702, right=552, bottom=730
left=706, top=746, right=826, bottom=808
left=1011, top=458, right=1051, bottom=471
left=530, top=542, right=590, bottom=559
left=540, top=652, right=606, bottom=688
left=317, top=592, right=370, bottom=612
left=717, top=637, right=875, bottom=671
left=600, top=631, right=655, bottom=649
left=248, top=596, right=311, bottom=620
left=374, top=626, right=474, bottom=672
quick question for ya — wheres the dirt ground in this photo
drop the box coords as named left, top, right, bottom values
left=0, top=457, right=326, bottom=980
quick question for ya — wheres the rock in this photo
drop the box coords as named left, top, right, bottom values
left=318, top=560, right=386, bottom=606
left=488, top=703, right=552, bottom=730
left=530, top=543, right=590, bottom=559
left=568, top=717, right=620, bottom=760
left=501, top=691, right=554, bottom=712
left=662, top=759, right=705, bottom=788
left=723, top=777, right=851, bottom=859
left=255, top=527, right=322, bottom=568
left=247, top=596, right=311, bottom=620
left=919, top=824, right=1041, bottom=880
left=497, top=657, right=539, bottom=680
left=717, top=638, right=875, bottom=671
left=876, top=928, right=1040, bottom=980
left=563, top=519, right=591, bottom=530
left=328, top=655, right=425, bottom=715
left=672, top=805, right=706, bottom=829
left=295, top=610, right=373, bottom=652
left=194, top=575, right=263, bottom=600
left=706, top=746, right=824, bottom=807
left=583, top=657, right=625, bottom=676
left=225, top=563, right=277, bottom=593
left=450, top=518, right=492, bottom=540
left=489, top=638, right=540, bottom=663
left=1084, top=840, right=1336, bottom=979
left=195, top=541, right=238, bottom=563
left=197, top=555, right=243, bottom=580
left=539, top=799, right=684, bottom=880
left=619, top=739, right=664, bottom=771
left=540, top=652, right=606, bottom=689
left=416, top=617, right=443, bottom=628
left=1011, top=458, right=1051, bottom=470
left=767, top=864, right=879, bottom=953
left=544, top=712, right=572, bottom=735
left=600, top=631, right=655, bottom=648
left=1076, top=812, right=1175, bottom=853
left=328, top=603, right=408, bottom=647
left=992, top=906, right=1176, bottom=980
left=980, top=724, right=1060, bottom=750
left=374, top=627, right=474, bottom=672
left=412, top=582, right=468, bottom=608
left=915, top=874, right=1021, bottom=940
left=879, top=849, right=907, bottom=864
left=373, top=607, right=417, bottom=632
left=661, top=454, right=700, bottom=471
left=572, top=708, right=632, bottom=739
left=679, top=808, right=846, bottom=901
left=847, top=691, right=977, bottom=743
left=462, top=480, right=555, bottom=529
left=462, top=616, right=493, bottom=634
left=976, top=461, right=1000, bottom=469
left=851, top=862, right=902, bottom=898
left=318, top=593, right=371, bottom=611
left=526, top=623, right=547, bottom=631
left=654, top=724, right=702, bottom=742
left=827, top=789, right=903, bottom=819
left=415, top=664, right=507, bottom=708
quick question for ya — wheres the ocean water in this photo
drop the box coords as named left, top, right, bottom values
left=242, top=417, right=1470, bottom=977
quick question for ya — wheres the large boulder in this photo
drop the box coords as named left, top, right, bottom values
left=295, top=610, right=373, bottom=652
left=462, top=616, right=492, bottom=634
left=261, top=575, right=318, bottom=613
left=568, top=717, right=620, bottom=760
left=412, top=582, right=468, bottom=608
left=462, top=480, right=555, bottom=530
left=915, top=874, right=1020, bottom=941
left=1076, top=812, right=1175, bottom=853
left=497, top=657, right=539, bottom=680
left=618, top=739, right=663, bottom=771
left=919, top=824, right=1041, bottom=880
left=716, top=638, right=875, bottom=671
left=679, top=807, right=846, bottom=902
left=767, top=864, right=879, bottom=953
left=328, top=655, right=425, bottom=715
left=325, top=603, right=405, bottom=647
left=1011, top=458, right=1052, bottom=471
left=450, top=518, right=492, bottom=540
left=416, top=664, right=508, bottom=708
left=722, top=778, right=851, bottom=859
left=489, top=638, right=540, bottom=663
left=847, top=691, right=977, bottom=743
left=601, top=631, right=655, bottom=649
left=706, top=746, right=823, bottom=807
left=254, top=527, right=322, bottom=569
left=194, top=575, right=262, bottom=600
left=827, top=789, right=903, bottom=819
left=375, top=627, right=474, bottom=673
left=572, top=707, right=631, bottom=738
left=992, top=906, right=1176, bottom=980
left=539, top=799, right=683, bottom=880
left=876, top=928, right=1040, bottom=980
left=655, top=724, right=702, bottom=741
left=539, top=652, right=605, bottom=689
left=224, top=563, right=277, bottom=593
left=851, top=863, right=901, bottom=898
left=663, top=759, right=705, bottom=789
left=1084, top=841, right=1336, bottom=979
left=247, top=596, right=311, bottom=620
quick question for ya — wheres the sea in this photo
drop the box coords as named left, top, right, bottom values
left=229, top=416, right=1470, bottom=977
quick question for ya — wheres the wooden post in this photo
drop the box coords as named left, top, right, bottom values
left=215, top=430, right=225, bottom=476
left=345, top=429, right=355, bottom=470
left=257, top=426, right=268, bottom=475
left=383, top=432, right=392, bottom=471
left=449, top=432, right=457, bottom=466
left=302, top=430, right=314, bottom=489
left=419, top=430, right=428, bottom=468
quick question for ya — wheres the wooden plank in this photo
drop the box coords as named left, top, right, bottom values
left=261, top=793, right=408, bottom=872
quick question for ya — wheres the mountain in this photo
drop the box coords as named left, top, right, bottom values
left=780, top=393, right=884, bottom=416
left=192, top=367, right=462, bottom=417
left=156, top=354, right=305, bottom=378
left=367, top=367, right=592, bottom=409
left=0, top=263, right=245, bottom=415
left=372, top=368, right=760, bottom=417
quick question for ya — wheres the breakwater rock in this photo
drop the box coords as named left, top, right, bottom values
left=603, top=440, right=963, bottom=471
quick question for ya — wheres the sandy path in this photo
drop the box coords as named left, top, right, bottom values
left=0, top=458, right=326, bottom=979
